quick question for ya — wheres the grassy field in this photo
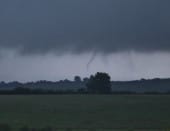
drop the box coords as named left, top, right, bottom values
left=0, top=95, right=170, bottom=130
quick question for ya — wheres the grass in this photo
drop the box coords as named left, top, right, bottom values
left=0, top=95, right=170, bottom=130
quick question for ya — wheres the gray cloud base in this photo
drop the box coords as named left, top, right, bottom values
left=0, top=0, right=170, bottom=54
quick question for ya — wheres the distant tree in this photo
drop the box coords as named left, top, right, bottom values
left=63, top=79, right=71, bottom=83
left=140, top=78, right=146, bottom=81
left=83, top=77, right=89, bottom=83
left=74, top=76, right=81, bottom=82
left=86, top=72, right=111, bottom=94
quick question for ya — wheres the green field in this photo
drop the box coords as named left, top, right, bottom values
left=0, top=95, right=170, bottom=130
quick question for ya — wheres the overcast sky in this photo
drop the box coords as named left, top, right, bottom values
left=0, top=0, right=170, bottom=82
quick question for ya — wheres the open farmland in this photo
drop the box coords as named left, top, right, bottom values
left=0, top=95, right=170, bottom=130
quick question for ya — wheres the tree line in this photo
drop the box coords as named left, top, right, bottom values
left=1, top=72, right=170, bottom=94
left=0, top=72, right=112, bottom=94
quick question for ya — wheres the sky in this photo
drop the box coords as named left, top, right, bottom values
left=0, top=0, right=170, bottom=82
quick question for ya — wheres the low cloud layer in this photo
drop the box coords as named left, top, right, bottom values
left=1, top=51, right=170, bottom=82
left=0, top=0, right=170, bottom=54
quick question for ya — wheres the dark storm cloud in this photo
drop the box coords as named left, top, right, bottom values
left=0, top=0, right=170, bottom=54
